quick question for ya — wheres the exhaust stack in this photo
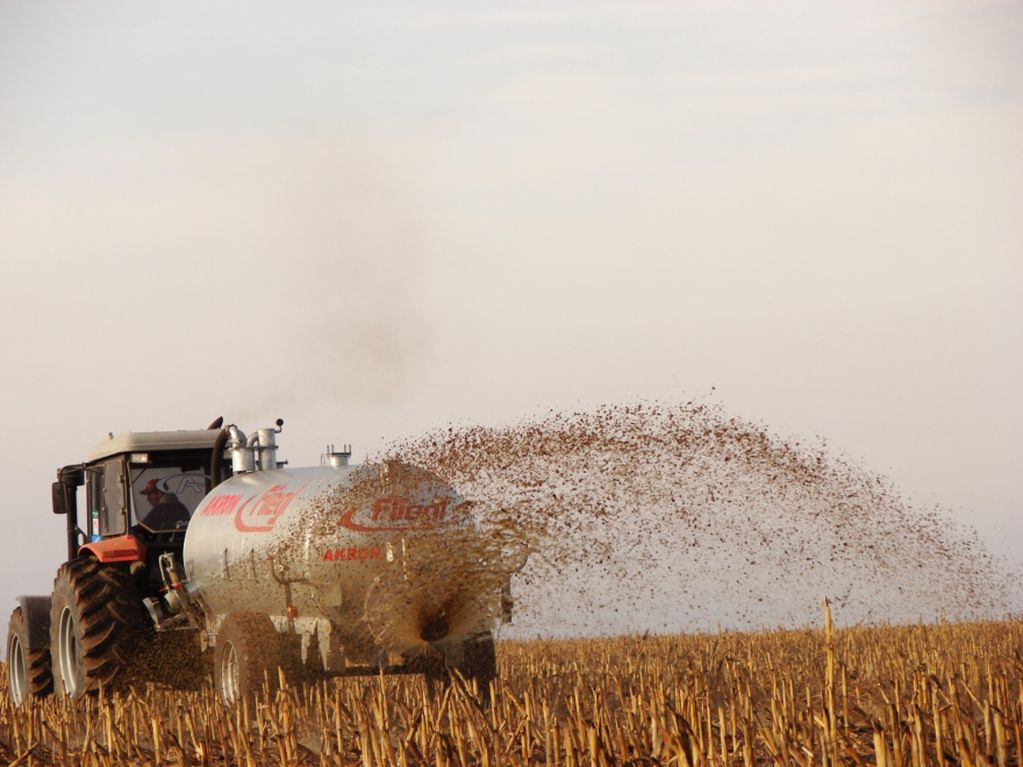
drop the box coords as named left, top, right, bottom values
left=226, top=419, right=285, bottom=473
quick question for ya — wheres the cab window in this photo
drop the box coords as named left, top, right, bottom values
left=88, top=458, right=127, bottom=538
left=130, top=465, right=209, bottom=532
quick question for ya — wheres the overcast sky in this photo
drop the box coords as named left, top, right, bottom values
left=1, top=1, right=1021, bottom=622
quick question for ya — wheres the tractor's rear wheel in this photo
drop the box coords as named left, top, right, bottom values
left=214, top=612, right=284, bottom=705
left=6, top=607, right=53, bottom=704
left=49, top=557, right=151, bottom=697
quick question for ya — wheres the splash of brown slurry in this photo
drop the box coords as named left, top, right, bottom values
left=259, top=459, right=521, bottom=659
left=385, top=400, right=1009, bottom=636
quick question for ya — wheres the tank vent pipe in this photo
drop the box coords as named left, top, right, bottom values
left=322, top=444, right=351, bottom=468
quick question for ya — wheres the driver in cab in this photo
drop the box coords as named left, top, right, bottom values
left=139, top=478, right=190, bottom=530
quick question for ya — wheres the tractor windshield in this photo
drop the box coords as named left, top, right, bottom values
left=129, top=462, right=211, bottom=533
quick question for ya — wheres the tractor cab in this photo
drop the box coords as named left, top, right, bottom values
left=53, top=429, right=229, bottom=593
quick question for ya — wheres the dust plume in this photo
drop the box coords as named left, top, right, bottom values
left=150, top=134, right=432, bottom=422
left=268, top=139, right=430, bottom=410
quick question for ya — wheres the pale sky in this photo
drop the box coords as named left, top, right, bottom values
left=1, top=1, right=1021, bottom=624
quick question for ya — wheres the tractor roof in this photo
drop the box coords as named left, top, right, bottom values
left=87, top=430, right=222, bottom=463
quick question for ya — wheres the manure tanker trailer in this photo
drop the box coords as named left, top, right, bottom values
left=6, top=418, right=519, bottom=705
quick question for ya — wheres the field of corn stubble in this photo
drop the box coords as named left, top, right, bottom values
left=1, top=611, right=1020, bottom=767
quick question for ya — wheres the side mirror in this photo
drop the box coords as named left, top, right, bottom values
left=52, top=481, right=69, bottom=515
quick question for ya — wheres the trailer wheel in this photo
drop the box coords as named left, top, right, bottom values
left=214, top=612, right=284, bottom=705
left=49, top=557, right=150, bottom=697
left=458, top=633, right=497, bottom=706
left=424, top=633, right=497, bottom=706
left=6, top=607, right=53, bottom=704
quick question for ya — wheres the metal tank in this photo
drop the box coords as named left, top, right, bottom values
left=177, top=429, right=511, bottom=674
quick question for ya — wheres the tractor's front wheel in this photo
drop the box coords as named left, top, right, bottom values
left=214, top=612, right=285, bottom=705
left=6, top=607, right=53, bottom=704
left=49, top=557, right=151, bottom=697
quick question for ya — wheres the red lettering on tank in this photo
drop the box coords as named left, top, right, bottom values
left=339, top=496, right=452, bottom=532
left=201, top=494, right=241, bottom=517
left=323, top=546, right=382, bottom=561
left=234, top=484, right=305, bottom=533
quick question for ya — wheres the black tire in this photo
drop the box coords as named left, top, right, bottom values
left=49, top=557, right=151, bottom=697
left=213, top=612, right=285, bottom=705
left=424, top=633, right=497, bottom=707
left=458, top=633, right=497, bottom=706
left=6, top=607, right=53, bottom=704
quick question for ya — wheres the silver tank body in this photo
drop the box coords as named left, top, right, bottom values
left=183, top=461, right=504, bottom=663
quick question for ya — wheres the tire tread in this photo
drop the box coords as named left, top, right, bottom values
left=6, top=606, right=54, bottom=701
left=50, top=556, right=150, bottom=696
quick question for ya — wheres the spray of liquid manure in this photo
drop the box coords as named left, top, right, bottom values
left=385, top=400, right=1008, bottom=636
